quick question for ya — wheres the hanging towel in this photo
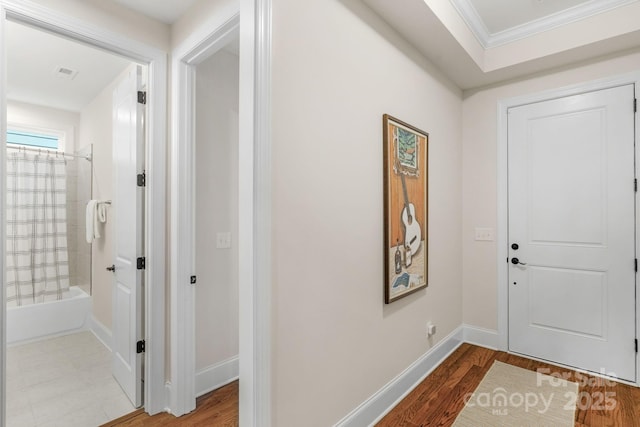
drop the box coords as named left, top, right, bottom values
left=85, top=200, right=109, bottom=243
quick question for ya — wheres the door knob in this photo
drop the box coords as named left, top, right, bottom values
left=106, top=265, right=116, bottom=272
left=511, top=258, right=527, bottom=266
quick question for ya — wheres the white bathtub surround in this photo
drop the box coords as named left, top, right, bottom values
left=7, top=286, right=91, bottom=345
left=6, top=331, right=135, bottom=426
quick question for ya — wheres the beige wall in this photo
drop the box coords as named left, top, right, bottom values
left=194, top=49, right=240, bottom=372
left=171, top=0, right=239, bottom=51
left=271, top=0, right=463, bottom=425
left=26, top=0, right=170, bottom=52
left=462, top=49, right=640, bottom=330
left=79, top=63, right=137, bottom=330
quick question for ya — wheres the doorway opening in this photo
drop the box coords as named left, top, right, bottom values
left=0, top=2, right=168, bottom=423
left=170, top=15, right=240, bottom=416
left=193, top=38, right=240, bottom=398
left=3, top=19, right=145, bottom=425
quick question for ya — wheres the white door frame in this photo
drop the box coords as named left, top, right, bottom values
left=169, top=13, right=239, bottom=417
left=497, top=72, right=640, bottom=385
left=0, top=0, right=168, bottom=423
left=170, top=0, right=272, bottom=424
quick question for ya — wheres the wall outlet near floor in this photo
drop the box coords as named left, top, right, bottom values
left=216, top=232, right=232, bottom=249
left=474, top=227, right=495, bottom=241
left=426, top=322, right=436, bottom=337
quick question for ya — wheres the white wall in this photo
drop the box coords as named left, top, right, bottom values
left=462, top=49, right=640, bottom=330
left=194, top=49, right=239, bottom=373
left=78, top=63, right=136, bottom=330
left=270, top=0, right=463, bottom=425
left=6, top=100, right=78, bottom=152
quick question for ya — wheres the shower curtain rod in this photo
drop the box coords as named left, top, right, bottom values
left=7, top=145, right=92, bottom=161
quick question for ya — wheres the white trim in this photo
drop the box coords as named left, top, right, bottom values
left=169, top=44, right=197, bottom=419
left=451, top=0, right=638, bottom=48
left=496, top=100, right=509, bottom=353
left=169, top=12, right=240, bottom=418
left=196, top=357, right=239, bottom=398
left=239, top=0, right=273, bottom=425
left=334, top=320, right=639, bottom=426
left=0, top=0, right=167, bottom=416
left=636, top=81, right=640, bottom=389
left=170, top=3, right=273, bottom=422
left=334, top=326, right=464, bottom=427
left=497, top=71, right=640, bottom=386
left=0, top=7, right=7, bottom=427
left=462, top=324, right=498, bottom=350
left=88, top=315, right=113, bottom=352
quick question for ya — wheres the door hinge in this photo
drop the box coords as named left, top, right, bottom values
left=136, top=340, right=145, bottom=354
left=190, top=275, right=197, bottom=284
left=636, top=339, right=638, bottom=353
left=635, top=179, right=638, bottom=192
left=137, top=257, right=146, bottom=270
left=137, top=171, right=146, bottom=187
left=635, top=258, right=638, bottom=272
left=635, top=98, right=637, bottom=113
left=138, top=91, right=147, bottom=105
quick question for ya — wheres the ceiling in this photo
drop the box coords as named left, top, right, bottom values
left=5, top=0, right=240, bottom=113
left=467, top=0, right=592, bottom=34
left=6, top=20, right=133, bottom=112
left=7, top=0, right=640, bottom=110
left=363, top=0, right=640, bottom=90
left=454, top=0, right=637, bottom=47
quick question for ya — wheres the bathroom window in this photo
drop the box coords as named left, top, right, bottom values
left=7, top=129, right=60, bottom=150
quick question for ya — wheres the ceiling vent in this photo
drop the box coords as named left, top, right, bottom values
left=52, top=66, right=79, bottom=80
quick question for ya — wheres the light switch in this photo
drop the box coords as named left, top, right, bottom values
left=216, top=232, right=231, bottom=249
left=475, top=227, right=494, bottom=241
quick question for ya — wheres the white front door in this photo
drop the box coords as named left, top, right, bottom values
left=508, top=84, right=636, bottom=381
left=112, top=65, right=145, bottom=407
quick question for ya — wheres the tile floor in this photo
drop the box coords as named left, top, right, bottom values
left=6, top=331, right=136, bottom=427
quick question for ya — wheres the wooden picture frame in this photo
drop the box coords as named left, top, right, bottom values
left=383, top=114, right=428, bottom=303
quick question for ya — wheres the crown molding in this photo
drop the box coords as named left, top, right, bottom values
left=451, top=0, right=638, bottom=48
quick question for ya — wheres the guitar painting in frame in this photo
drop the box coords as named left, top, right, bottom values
left=383, top=114, right=428, bottom=303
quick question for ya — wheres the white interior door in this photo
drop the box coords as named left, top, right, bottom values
left=508, top=84, right=636, bottom=381
left=112, top=65, right=145, bottom=407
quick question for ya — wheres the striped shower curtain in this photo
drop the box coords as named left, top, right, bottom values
left=6, top=152, right=70, bottom=307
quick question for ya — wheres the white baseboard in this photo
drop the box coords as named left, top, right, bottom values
left=195, top=356, right=239, bottom=398
left=334, top=324, right=501, bottom=426
left=334, top=326, right=464, bottom=427
left=89, top=315, right=112, bottom=351
left=462, top=324, right=499, bottom=350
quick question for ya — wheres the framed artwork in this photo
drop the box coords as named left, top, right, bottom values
left=383, top=114, right=428, bottom=303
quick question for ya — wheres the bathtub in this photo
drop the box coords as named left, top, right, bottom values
left=7, top=286, right=91, bottom=345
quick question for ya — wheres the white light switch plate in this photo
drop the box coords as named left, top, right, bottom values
left=216, top=232, right=232, bottom=249
left=475, top=227, right=494, bottom=241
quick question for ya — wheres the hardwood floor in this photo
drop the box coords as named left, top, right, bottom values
left=100, top=381, right=238, bottom=426
left=376, top=343, right=640, bottom=426
left=101, top=345, right=640, bottom=426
